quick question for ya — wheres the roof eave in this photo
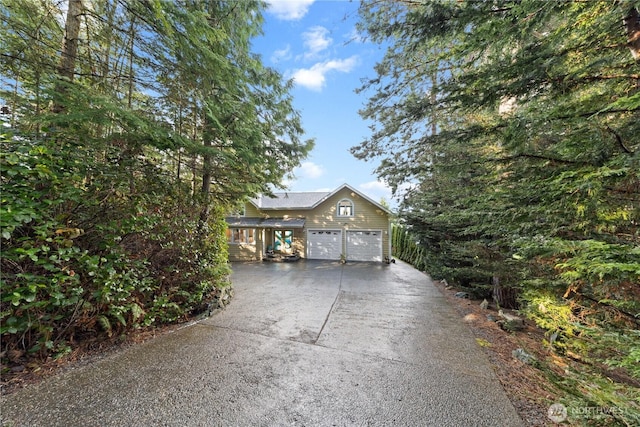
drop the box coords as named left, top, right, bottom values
left=258, top=206, right=315, bottom=211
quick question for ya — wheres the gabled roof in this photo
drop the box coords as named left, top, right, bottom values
left=249, top=184, right=391, bottom=214
left=251, top=191, right=330, bottom=210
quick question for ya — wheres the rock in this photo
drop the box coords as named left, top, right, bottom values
left=480, top=299, right=489, bottom=310
left=202, top=286, right=235, bottom=316
left=486, top=314, right=498, bottom=322
left=498, top=309, right=525, bottom=331
left=10, top=365, right=25, bottom=373
left=455, top=292, right=470, bottom=299
left=512, top=348, right=537, bottom=365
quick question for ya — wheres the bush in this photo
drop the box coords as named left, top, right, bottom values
left=1, top=134, right=230, bottom=361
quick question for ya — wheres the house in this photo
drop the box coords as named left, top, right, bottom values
left=225, top=184, right=392, bottom=263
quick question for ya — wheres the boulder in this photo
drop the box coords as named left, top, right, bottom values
left=498, top=310, right=525, bottom=331
left=512, top=348, right=537, bottom=365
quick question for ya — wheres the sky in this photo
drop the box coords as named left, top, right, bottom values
left=252, top=0, right=398, bottom=206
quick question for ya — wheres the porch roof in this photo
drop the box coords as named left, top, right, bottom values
left=260, top=217, right=306, bottom=229
left=225, top=217, right=262, bottom=228
left=225, top=217, right=306, bottom=229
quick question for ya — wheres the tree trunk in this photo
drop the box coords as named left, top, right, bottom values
left=199, top=145, right=212, bottom=228
left=11, top=68, right=20, bottom=130
left=430, top=71, right=437, bottom=136
left=198, top=110, right=214, bottom=235
left=53, top=0, right=83, bottom=113
left=492, top=275, right=518, bottom=309
left=35, top=71, right=40, bottom=136
left=126, top=17, right=136, bottom=109
left=191, top=104, right=199, bottom=196
left=625, top=7, right=640, bottom=61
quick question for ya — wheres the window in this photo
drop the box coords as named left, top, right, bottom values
left=337, top=199, right=354, bottom=217
left=226, top=228, right=255, bottom=244
left=274, top=230, right=293, bottom=251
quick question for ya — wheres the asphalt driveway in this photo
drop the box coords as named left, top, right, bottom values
left=1, top=260, right=523, bottom=426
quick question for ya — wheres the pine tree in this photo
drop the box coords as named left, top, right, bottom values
left=1, top=0, right=311, bottom=362
left=356, top=1, right=639, bottom=416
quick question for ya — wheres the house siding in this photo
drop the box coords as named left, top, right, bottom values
left=226, top=186, right=391, bottom=262
left=228, top=241, right=260, bottom=261
left=227, top=204, right=261, bottom=261
left=244, top=204, right=262, bottom=217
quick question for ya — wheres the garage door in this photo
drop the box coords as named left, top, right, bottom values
left=307, top=230, right=342, bottom=260
left=346, top=230, right=382, bottom=262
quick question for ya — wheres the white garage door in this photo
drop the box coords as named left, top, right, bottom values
left=347, top=230, right=382, bottom=262
left=307, top=230, right=342, bottom=260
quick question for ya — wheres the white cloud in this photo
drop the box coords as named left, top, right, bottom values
left=302, top=26, right=332, bottom=60
left=360, top=180, right=396, bottom=206
left=295, top=161, right=325, bottom=179
left=360, top=180, right=389, bottom=193
left=267, top=0, right=315, bottom=21
left=271, top=45, right=292, bottom=63
left=292, top=56, right=358, bottom=91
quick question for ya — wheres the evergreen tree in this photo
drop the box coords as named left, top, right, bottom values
left=1, top=0, right=311, bottom=362
left=356, top=1, right=639, bottom=419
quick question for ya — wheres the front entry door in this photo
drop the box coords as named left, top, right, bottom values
left=274, top=230, right=293, bottom=253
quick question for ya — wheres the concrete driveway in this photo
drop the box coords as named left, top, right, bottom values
left=1, top=260, right=523, bottom=426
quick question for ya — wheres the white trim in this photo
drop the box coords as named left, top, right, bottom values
left=388, top=222, right=393, bottom=261
left=336, top=198, right=355, bottom=217
left=325, top=184, right=391, bottom=214
left=227, top=228, right=256, bottom=245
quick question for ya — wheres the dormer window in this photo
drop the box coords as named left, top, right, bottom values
left=337, top=199, right=354, bottom=217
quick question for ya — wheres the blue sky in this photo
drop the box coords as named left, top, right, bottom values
left=252, top=0, right=397, bottom=206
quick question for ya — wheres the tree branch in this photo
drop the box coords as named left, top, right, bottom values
left=605, top=125, right=634, bottom=154
left=571, top=290, right=640, bottom=327
left=494, top=153, right=593, bottom=166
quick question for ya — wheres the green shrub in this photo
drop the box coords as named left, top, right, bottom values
left=1, top=135, right=230, bottom=360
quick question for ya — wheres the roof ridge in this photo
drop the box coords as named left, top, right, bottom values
left=270, top=190, right=330, bottom=194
